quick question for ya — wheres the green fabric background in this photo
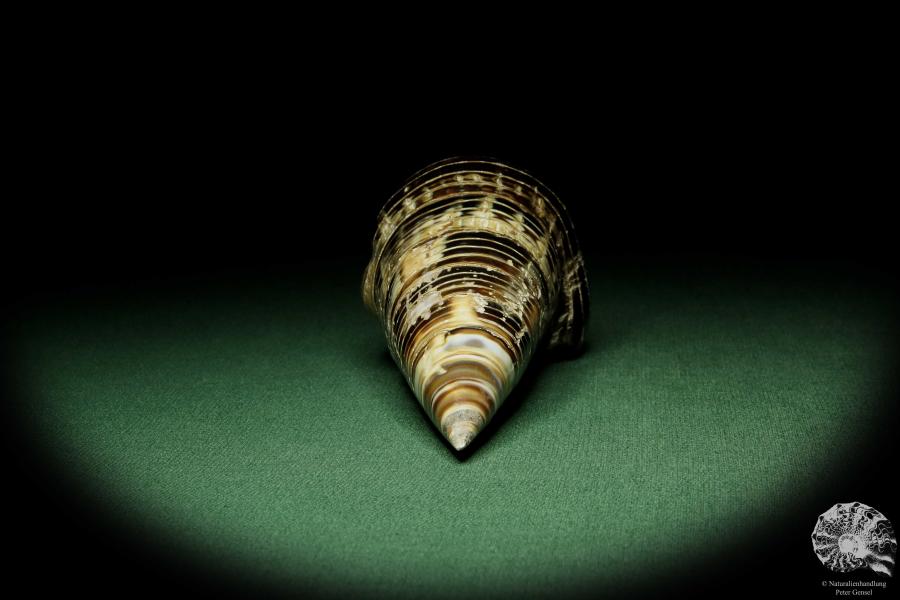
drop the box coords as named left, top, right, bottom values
left=13, top=261, right=896, bottom=597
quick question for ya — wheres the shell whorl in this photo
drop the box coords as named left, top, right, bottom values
left=811, top=502, right=896, bottom=576
left=363, top=158, right=588, bottom=450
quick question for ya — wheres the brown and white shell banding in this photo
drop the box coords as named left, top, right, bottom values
left=362, top=158, right=588, bottom=451
left=812, top=502, right=896, bottom=576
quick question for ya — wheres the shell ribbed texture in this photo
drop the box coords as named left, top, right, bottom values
left=363, top=158, right=588, bottom=450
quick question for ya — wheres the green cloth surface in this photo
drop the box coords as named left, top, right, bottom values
left=13, top=261, right=896, bottom=597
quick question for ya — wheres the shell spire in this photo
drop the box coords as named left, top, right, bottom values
left=363, top=158, right=588, bottom=451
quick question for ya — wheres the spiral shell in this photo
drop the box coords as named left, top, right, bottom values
left=363, top=158, right=588, bottom=451
left=811, top=502, right=896, bottom=576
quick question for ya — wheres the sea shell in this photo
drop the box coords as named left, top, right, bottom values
left=811, top=502, right=896, bottom=576
left=362, top=157, right=588, bottom=451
